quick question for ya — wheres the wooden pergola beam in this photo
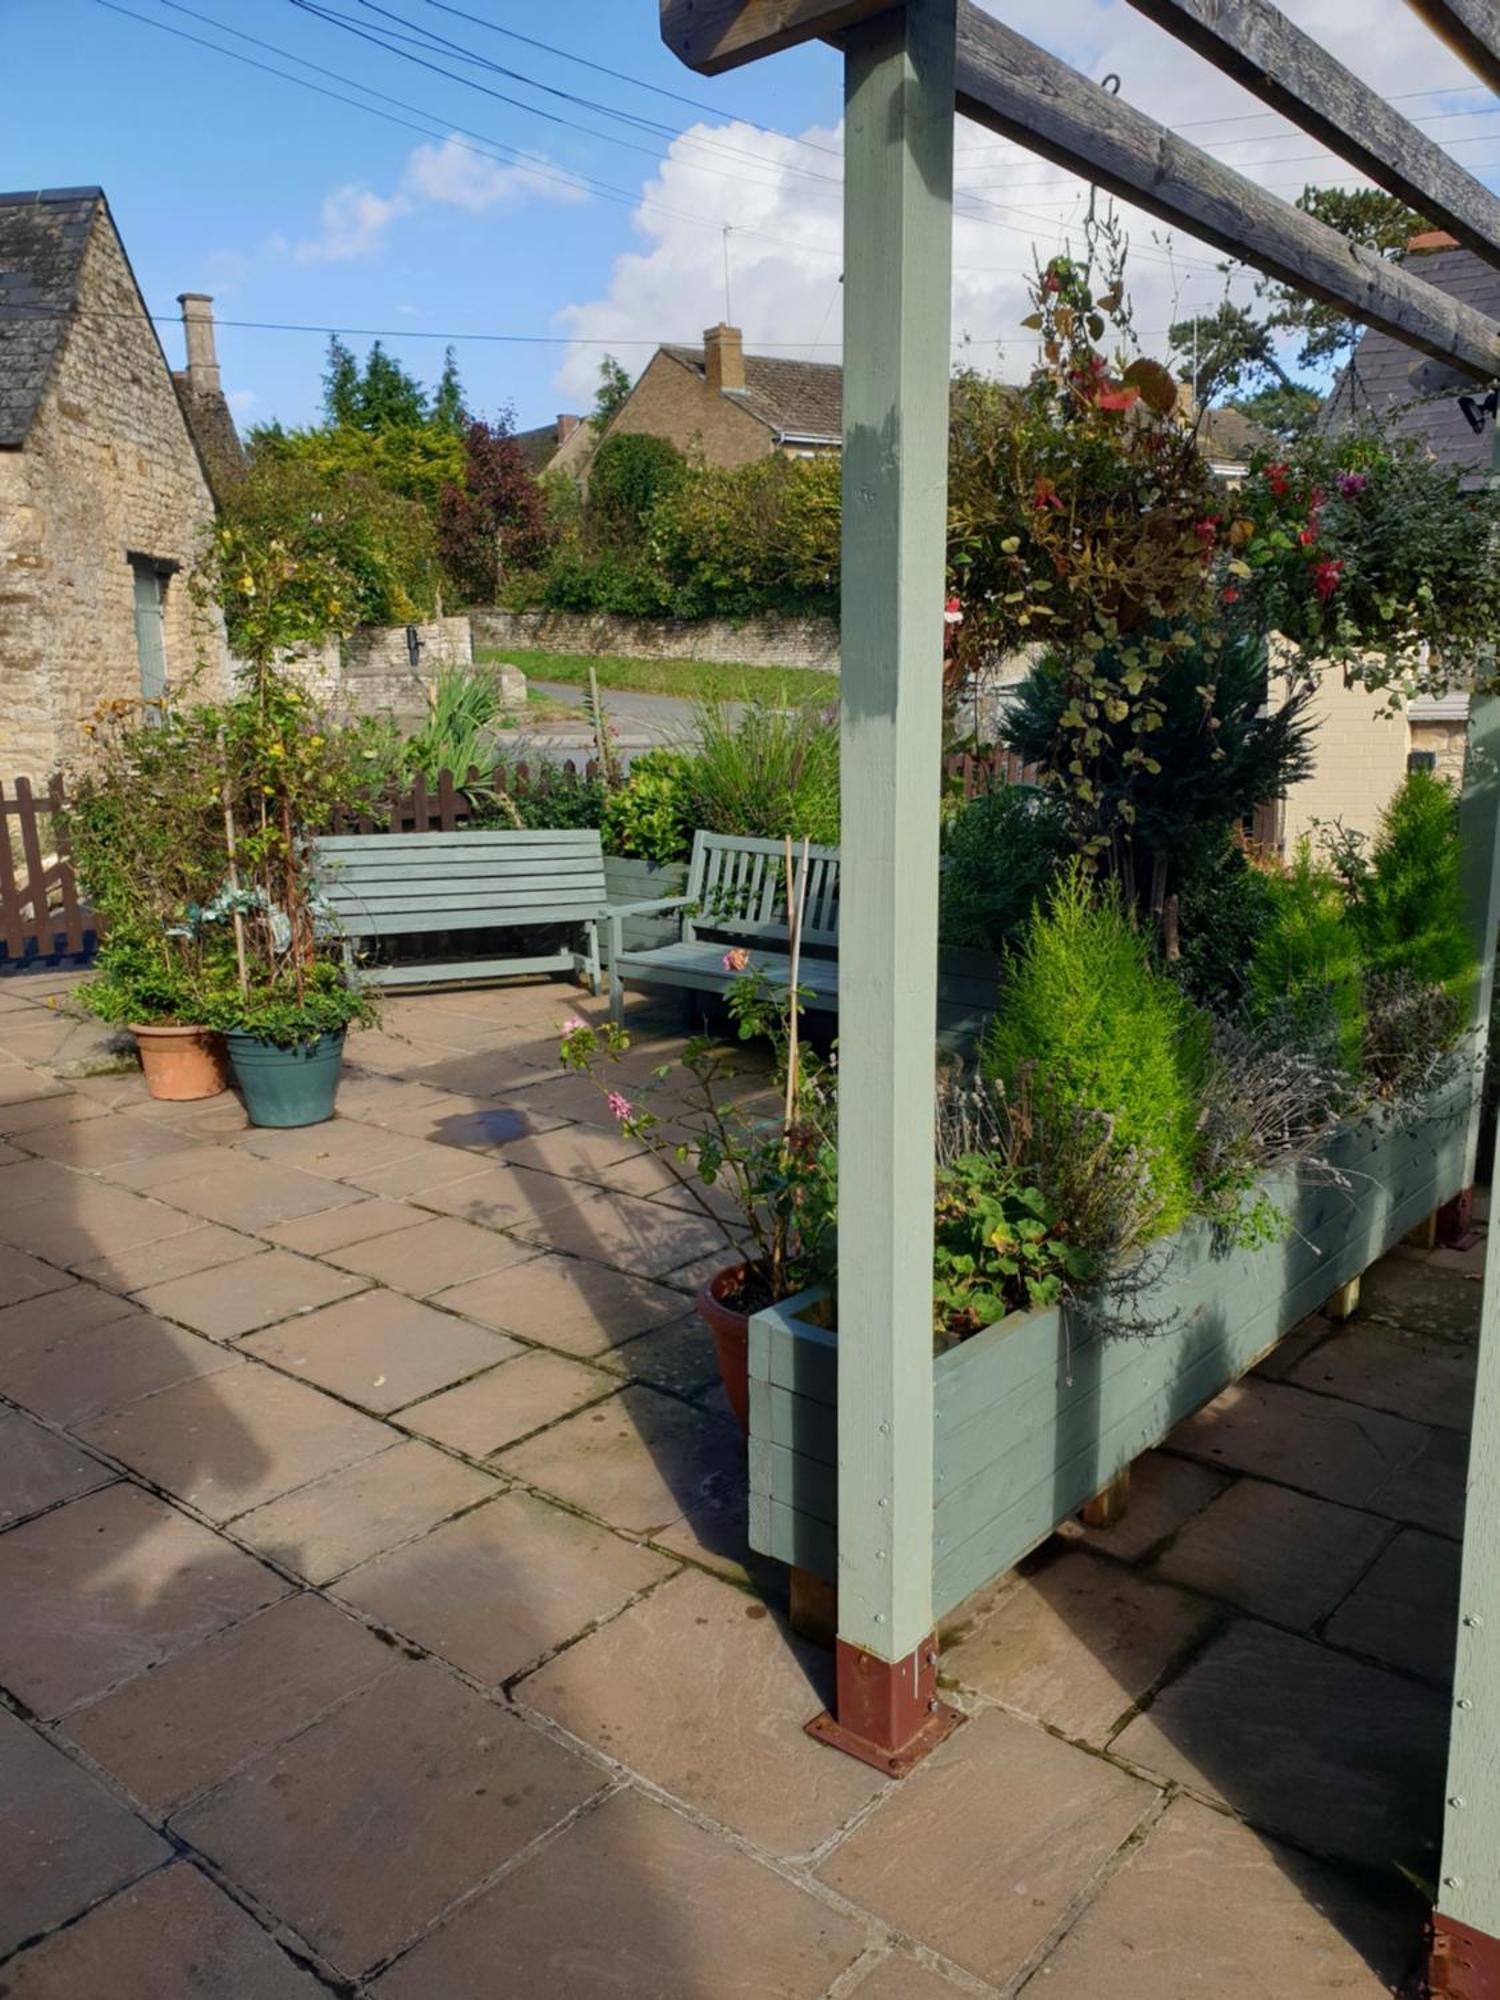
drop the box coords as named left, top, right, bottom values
left=951, top=1, right=1500, bottom=382
left=1405, top=0, right=1500, bottom=93
left=659, top=0, right=891, bottom=75
left=1127, top=0, right=1500, bottom=274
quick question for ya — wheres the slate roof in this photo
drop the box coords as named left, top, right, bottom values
left=0, top=186, right=103, bottom=448
left=1197, top=403, right=1275, bottom=467
left=514, top=421, right=561, bottom=472
left=1321, top=243, right=1500, bottom=480
left=661, top=343, right=844, bottom=440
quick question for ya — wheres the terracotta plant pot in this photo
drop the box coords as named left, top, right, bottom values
left=694, top=1262, right=753, bottom=1437
left=131, top=1023, right=230, bottom=1102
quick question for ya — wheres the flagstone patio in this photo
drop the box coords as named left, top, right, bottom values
left=0, top=969, right=1477, bottom=1996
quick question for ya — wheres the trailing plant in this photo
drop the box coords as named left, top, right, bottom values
left=1247, top=843, right=1365, bottom=1080
left=938, top=784, right=1069, bottom=954
left=984, top=867, right=1212, bottom=1237
left=931, top=1155, right=1091, bottom=1347
left=600, top=749, right=696, bottom=865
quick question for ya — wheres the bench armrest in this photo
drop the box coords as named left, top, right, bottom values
left=604, top=896, right=696, bottom=920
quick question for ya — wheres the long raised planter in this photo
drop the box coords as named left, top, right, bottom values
left=748, top=1072, right=1474, bottom=1620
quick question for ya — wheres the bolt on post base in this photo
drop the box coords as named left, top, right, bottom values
left=805, top=1634, right=964, bottom=1777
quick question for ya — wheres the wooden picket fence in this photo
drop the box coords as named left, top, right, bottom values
left=0, top=776, right=94, bottom=967
left=941, top=746, right=1039, bottom=797
left=333, top=758, right=602, bottom=835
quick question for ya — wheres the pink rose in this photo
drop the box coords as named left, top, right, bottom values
left=722, top=948, right=750, bottom=973
left=561, top=1016, right=585, bottom=1034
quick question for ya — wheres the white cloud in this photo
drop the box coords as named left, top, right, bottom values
left=289, top=133, right=589, bottom=265
left=403, top=135, right=588, bottom=213
left=551, top=0, right=1484, bottom=401
left=294, top=184, right=410, bottom=264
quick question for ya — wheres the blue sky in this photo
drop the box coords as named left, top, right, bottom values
left=7, top=0, right=1495, bottom=433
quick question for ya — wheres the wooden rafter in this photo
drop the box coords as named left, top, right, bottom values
left=659, top=0, right=891, bottom=75
left=1127, top=0, right=1500, bottom=273
left=1405, top=0, right=1500, bottom=92
left=950, top=1, right=1500, bottom=381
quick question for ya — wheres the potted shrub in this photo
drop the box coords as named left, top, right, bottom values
left=560, top=954, right=835, bottom=1432
left=66, top=699, right=241, bottom=1102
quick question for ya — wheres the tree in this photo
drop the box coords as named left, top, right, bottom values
left=1226, top=381, right=1322, bottom=443
left=432, top=346, right=466, bottom=434
left=437, top=417, right=550, bottom=604
left=1265, top=188, right=1425, bottom=371
left=1169, top=300, right=1289, bottom=405
left=590, top=354, right=632, bottom=434
left=320, top=336, right=431, bottom=434
left=323, top=335, right=361, bottom=429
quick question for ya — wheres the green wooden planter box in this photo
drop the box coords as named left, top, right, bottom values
left=748, top=1075, right=1475, bottom=1620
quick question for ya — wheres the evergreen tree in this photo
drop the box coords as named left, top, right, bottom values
left=323, top=335, right=361, bottom=428
left=590, top=354, right=632, bottom=434
left=432, top=346, right=466, bottom=433
left=356, top=341, right=429, bottom=431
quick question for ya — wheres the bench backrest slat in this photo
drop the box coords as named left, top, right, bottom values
left=683, top=831, right=839, bottom=948
left=313, top=829, right=607, bottom=939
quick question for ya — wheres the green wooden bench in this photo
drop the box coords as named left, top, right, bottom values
left=608, top=831, right=838, bottom=1024
left=314, top=829, right=605, bottom=990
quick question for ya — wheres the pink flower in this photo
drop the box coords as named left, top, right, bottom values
left=561, top=1017, right=585, bottom=1034
left=607, top=1091, right=633, bottom=1123
left=1336, top=472, right=1368, bottom=499
left=722, top=947, right=750, bottom=973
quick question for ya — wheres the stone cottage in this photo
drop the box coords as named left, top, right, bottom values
left=0, top=186, right=241, bottom=778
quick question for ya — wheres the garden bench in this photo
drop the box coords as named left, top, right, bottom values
left=314, top=829, right=605, bottom=989
left=608, top=831, right=839, bottom=1024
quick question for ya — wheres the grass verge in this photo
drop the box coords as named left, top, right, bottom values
left=475, top=647, right=838, bottom=707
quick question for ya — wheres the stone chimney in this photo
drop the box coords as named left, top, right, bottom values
left=178, top=292, right=221, bottom=395
left=1175, top=379, right=1198, bottom=421
left=556, top=413, right=581, bottom=443
left=704, top=323, right=745, bottom=395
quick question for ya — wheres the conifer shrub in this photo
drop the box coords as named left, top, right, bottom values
left=939, top=786, right=1069, bottom=954
left=1352, top=768, right=1473, bottom=1003
left=983, top=867, right=1212, bottom=1236
left=1247, top=843, right=1365, bottom=1078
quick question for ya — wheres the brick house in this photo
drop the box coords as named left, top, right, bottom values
left=1277, top=231, right=1490, bottom=847
left=549, top=324, right=842, bottom=484
left=0, top=186, right=240, bottom=778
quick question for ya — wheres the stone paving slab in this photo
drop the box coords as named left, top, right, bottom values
left=336, top=1488, right=676, bottom=1682
left=1324, top=1527, right=1463, bottom=1683
left=0, top=1312, right=243, bottom=1429
left=431, top=1250, right=687, bottom=1355
left=399, top=1349, right=616, bottom=1457
left=1112, top=1618, right=1449, bottom=1872
left=847, top=1953, right=976, bottom=1999
left=1052, top=1448, right=1232, bottom=1564
left=404, top=1158, right=592, bottom=1231
left=510, top=1188, right=731, bottom=1280
left=817, top=1706, right=1156, bottom=1987
left=72, top=1222, right=265, bottom=1296
left=0, top=1178, right=201, bottom=1268
left=319, top=1213, right=535, bottom=1293
left=1152, top=1477, right=1392, bottom=1630
left=175, top=1660, right=604, bottom=1979
left=0, top=1482, right=288, bottom=1717
left=0, top=1243, right=73, bottom=1309
left=1367, top=1425, right=1470, bottom=1539
left=520, top=1568, right=888, bottom=1857
left=67, top=1593, right=397, bottom=1815
left=242, top=1289, right=519, bottom=1415
left=133, top=1249, right=367, bottom=1339
left=498, top=1383, right=742, bottom=1536
left=942, top=1547, right=1217, bottom=1747
left=262, top=1195, right=429, bottom=1255
left=0, top=1705, right=170, bottom=1958
left=147, top=1157, right=361, bottom=1231
left=231, top=1118, right=427, bottom=1178
left=232, top=1437, right=501, bottom=1584
left=1288, top=1316, right=1477, bottom=1432
left=77, top=1365, right=392, bottom=1523
left=1021, top=1794, right=1418, bottom=1998
left=374, top=1785, right=870, bottom=2000
left=0, top=1862, right=327, bottom=1999
left=1167, top=1378, right=1433, bottom=1509
left=0, top=1410, right=114, bottom=1528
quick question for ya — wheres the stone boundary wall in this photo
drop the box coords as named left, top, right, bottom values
left=469, top=608, right=840, bottom=673
left=266, top=616, right=478, bottom=718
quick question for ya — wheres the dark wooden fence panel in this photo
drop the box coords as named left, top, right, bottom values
left=942, top=748, right=1040, bottom=797
left=0, top=777, right=94, bottom=968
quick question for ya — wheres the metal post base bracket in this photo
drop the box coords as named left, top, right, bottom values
left=805, top=1635, right=965, bottom=1777
left=1432, top=1911, right=1500, bottom=1998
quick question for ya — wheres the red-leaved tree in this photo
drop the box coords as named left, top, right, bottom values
left=437, top=418, right=549, bottom=604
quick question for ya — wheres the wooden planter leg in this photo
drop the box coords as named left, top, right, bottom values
left=1430, top=1912, right=1500, bottom=1997
left=1406, top=1211, right=1441, bottom=1252
left=1324, top=1274, right=1361, bottom=1322
left=1081, top=1466, right=1131, bottom=1529
left=805, top=1636, right=964, bottom=1778
left=789, top=1567, right=838, bottom=1650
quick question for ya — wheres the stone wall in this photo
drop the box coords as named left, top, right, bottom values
left=470, top=607, right=840, bottom=673
left=267, top=617, right=483, bottom=719
left=0, top=211, right=227, bottom=780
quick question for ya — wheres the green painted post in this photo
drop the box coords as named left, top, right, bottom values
left=811, top=0, right=960, bottom=1771
left=1432, top=687, right=1500, bottom=1990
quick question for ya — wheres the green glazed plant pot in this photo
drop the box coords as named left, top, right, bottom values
left=225, top=1030, right=346, bottom=1128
